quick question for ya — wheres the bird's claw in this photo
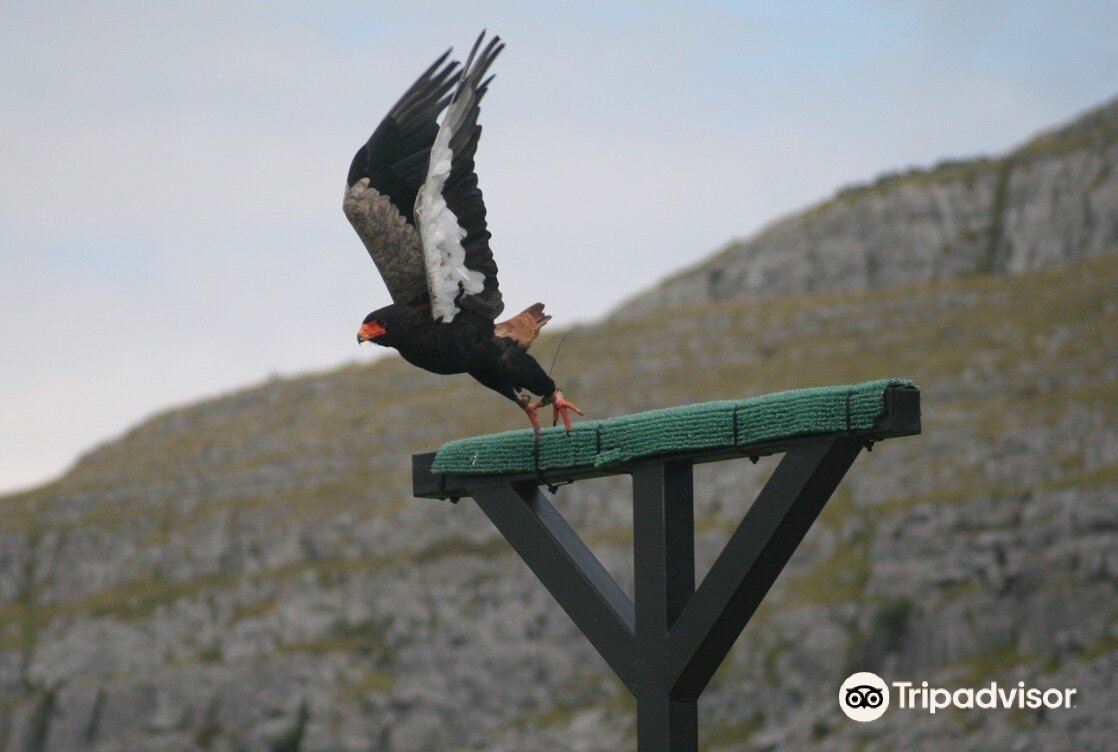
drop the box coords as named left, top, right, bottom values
left=517, top=394, right=543, bottom=434
left=550, top=390, right=583, bottom=432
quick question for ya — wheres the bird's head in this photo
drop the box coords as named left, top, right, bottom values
left=357, top=303, right=411, bottom=347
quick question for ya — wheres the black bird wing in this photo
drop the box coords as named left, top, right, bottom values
left=413, top=32, right=505, bottom=322
left=343, top=50, right=460, bottom=307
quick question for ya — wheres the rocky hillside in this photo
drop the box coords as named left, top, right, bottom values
left=619, top=97, right=1118, bottom=316
left=0, top=245, right=1115, bottom=750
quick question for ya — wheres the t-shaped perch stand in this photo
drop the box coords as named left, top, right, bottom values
left=413, top=382, right=920, bottom=751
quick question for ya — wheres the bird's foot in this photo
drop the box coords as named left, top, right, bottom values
left=517, top=394, right=544, bottom=435
left=550, top=390, right=583, bottom=433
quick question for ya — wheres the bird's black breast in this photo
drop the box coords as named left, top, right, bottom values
left=393, top=313, right=497, bottom=376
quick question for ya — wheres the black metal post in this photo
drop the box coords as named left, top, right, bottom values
left=632, top=462, right=698, bottom=752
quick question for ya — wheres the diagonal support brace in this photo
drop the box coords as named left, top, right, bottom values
left=465, top=480, right=640, bottom=692
left=666, top=437, right=863, bottom=699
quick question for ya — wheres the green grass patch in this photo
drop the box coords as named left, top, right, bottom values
left=957, top=643, right=1037, bottom=685
left=343, top=669, right=396, bottom=695
left=789, top=538, right=870, bottom=605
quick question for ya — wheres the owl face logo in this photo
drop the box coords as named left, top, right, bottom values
left=845, top=685, right=885, bottom=708
left=839, top=672, right=890, bottom=721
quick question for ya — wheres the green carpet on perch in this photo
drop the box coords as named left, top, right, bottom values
left=431, top=378, right=917, bottom=476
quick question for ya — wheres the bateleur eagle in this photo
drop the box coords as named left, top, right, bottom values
left=344, top=32, right=581, bottom=433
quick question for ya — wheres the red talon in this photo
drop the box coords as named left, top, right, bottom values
left=550, top=390, right=583, bottom=432
left=517, top=394, right=543, bottom=434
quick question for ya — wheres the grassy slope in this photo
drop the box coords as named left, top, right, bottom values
left=0, top=253, right=1114, bottom=748
left=3, top=254, right=1116, bottom=612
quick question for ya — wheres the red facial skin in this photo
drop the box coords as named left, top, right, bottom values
left=357, top=321, right=387, bottom=343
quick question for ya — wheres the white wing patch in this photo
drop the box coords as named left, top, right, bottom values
left=414, top=106, right=486, bottom=322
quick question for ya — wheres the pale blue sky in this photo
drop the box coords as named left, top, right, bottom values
left=2, top=1, right=1116, bottom=492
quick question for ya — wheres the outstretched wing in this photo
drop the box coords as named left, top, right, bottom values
left=344, top=51, right=460, bottom=307
left=414, top=33, right=505, bottom=322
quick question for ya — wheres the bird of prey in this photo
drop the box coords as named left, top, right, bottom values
left=345, top=33, right=582, bottom=433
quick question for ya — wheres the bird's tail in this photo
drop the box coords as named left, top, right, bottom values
left=523, top=302, right=551, bottom=328
left=494, top=303, right=551, bottom=348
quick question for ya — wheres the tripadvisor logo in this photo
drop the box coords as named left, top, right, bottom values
left=839, top=672, right=1077, bottom=722
left=839, top=672, right=889, bottom=722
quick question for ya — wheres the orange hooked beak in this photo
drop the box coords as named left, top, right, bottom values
left=357, top=321, right=386, bottom=343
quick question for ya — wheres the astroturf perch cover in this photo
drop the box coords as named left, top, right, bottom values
left=431, top=378, right=916, bottom=475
